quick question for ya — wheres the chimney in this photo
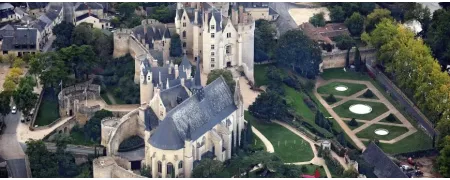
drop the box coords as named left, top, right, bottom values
left=175, top=64, right=179, bottom=78
left=238, top=5, right=244, bottom=23
left=194, top=9, right=198, bottom=24
left=231, top=7, right=238, bottom=25
left=168, top=64, right=172, bottom=74
left=204, top=11, right=209, bottom=26
left=180, top=78, right=184, bottom=86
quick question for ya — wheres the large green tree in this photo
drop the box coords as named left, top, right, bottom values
left=0, top=92, right=11, bottom=122
left=206, top=69, right=236, bottom=94
left=345, top=12, right=365, bottom=37
left=52, top=21, right=74, bottom=49
left=254, top=19, right=277, bottom=60
left=309, top=12, right=326, bottom=27
left=334, top=34, right=355, bottom=50
left=275, top=30, right=322, bottom=78
left=72, top=23, right=94, bottom=46
left=59, top=45, right=98, bottom=80
left=83, top=110, right=113, bottom=143
left=149, top=5, right=176, bottom=23
left=192, top=159, right=229, bottom=178
left=427, top=8, right=450, bottom=66
left=170, top=33, right=182, bottom=57
left=26, top=139, right=59, bottom=178
left=365, top=8, right=393, bottom=33
left=438, top=136, right=450, bottom=177
left=30, top=52, right=69, bottom=88
left=248, top=92, right=288, bottom=122
left=329, top=6, right=346, bottom=23
left=13, top=77, right=38, bottom=117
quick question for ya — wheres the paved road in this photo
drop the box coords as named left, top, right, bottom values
left=269, top=2, right=299, bottom=36
left=0, top=112, right=30, bottom=178
left=62, top=2, right=74, bottom=23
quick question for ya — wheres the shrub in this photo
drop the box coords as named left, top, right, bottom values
left=363, top=89, right=374, bottom=98
left=302, top=79, right=316, bottom=92
left=348, top=118, right=358, bottom=127
left=325, top=94, right=337, bottom=103
left=283, top=76, right=301, bottom=90
left=386, top=114, right=396, bottom=122
left=303, top=97, right=317, bottom=111
left=301, top=166, right=308, bottom=173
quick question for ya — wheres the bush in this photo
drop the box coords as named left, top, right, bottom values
left=301, top=79, right=316, bottom=92
left=283, top=76, right=301, bottom=90
left=303, top=97, right=316, bottom=111
left=386, top=114, right=396, bottom=122
left=301, top=166, right=308, bottom=173
left=363, top=89, right=374, bottom=98
left=325, top=94, right=337, bottom=103
left=348, top=118, right=358, bottom=127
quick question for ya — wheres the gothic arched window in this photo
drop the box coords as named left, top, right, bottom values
left=178, top=161, right=183, bottom=169
left=182, top=31, right=186, bottom=38
left=157, top=161, right=162, bottom=173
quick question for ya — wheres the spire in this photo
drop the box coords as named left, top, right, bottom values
left=194, top=56, right=201, bottom=87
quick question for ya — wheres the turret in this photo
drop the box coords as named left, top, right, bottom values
left=184, top=124, right=193, bottom=178
left=140, top=60, right=154, bottom=104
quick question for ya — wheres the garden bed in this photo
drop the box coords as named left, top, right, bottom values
left=317, top=82, right=367, bottom=97
left=332, top=100, right=389, bottom=120
left=355, top=124, right=409, bottom=141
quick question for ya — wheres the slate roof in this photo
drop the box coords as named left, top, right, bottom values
left=32, top=20, right=47, bottom=32
left=76, top=13, right=99, bottom=22
left=0, top=3, right=14, bottom=10
left=14, top=7, right=26, bottom=16
left=75, top=2, right=103, bottom=11
left=149, top=76, right=237, bottom=150
left=45, top=11, right=58, bottom=21
left=27, top=2, right=48, bottom=10
left=160, top=84, right=190, bottom=112
left=1, top=28, right=37, bottom=51
left=179, top=55, right=192, bottom=72
left=38, top=14, right=52, bottom=24
left=207, top=9, right=222, bottom=32
left=362, top=142, right=408, bottom=178
left=144, top=106, right=159, bottom=131
left=0, top=9, right=15, bottom=19
left=269, top=7, right=278, bottom=15
left=151, top=67, right=175, bottom=89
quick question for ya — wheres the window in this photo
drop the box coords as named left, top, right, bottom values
left=183, top=22, right=186, bottom=27
left=182, top=31, right=186, bottom=38
left=227, top=33, right=231, bottom=38
left=178, top=161, right=183, bottom=169
left=158, top=161, right=162, bottom=173
left=211, top=58, right=215, bottom=62
left=211, top=25, right=215, bottom=29
left=183, top=16, right=186, bottom=20
left=226, top=46, right=231, bottom=54
left=211, top=64, right=215, bottom=68
left=211, top=33, right=215, bottom=38
left=199, top=33, right=201, bottom=36
left=167, top=163, right=174, bottom=177
left=211, top=45, right=214, bottom=50
left=211, top=52, right=214, bottom=56
left=183, top=42, right=186, bottom=48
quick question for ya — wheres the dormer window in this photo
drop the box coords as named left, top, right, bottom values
left=211, top=25, right=215, bottom=29
left=183, top=22, right=186, bottom=27
left=183, top=16, right=186, bottom=20
left=211, top=33, right=215, bottom=38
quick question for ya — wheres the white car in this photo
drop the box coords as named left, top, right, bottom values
left=11, top=106, right=17, bottom=114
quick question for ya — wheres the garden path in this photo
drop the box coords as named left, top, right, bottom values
left=315, top=78, right=417, bottom=148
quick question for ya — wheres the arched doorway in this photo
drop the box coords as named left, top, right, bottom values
left=167, top=162, right=174, bottom=178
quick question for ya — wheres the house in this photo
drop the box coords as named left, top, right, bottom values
left=237, top=2, right=279, bottom=21
left=13, top=7, right=27, bottom=20
left=0, top=3, right=19, bottom=23
left=25, top=2, right=49, bottom=17
left=75, top=13, right=110, bottom=29
left=361, top=142, right=408, bottom=178
left=31, top=4, right=63, bottom=48
left=0, top=25, right=39, bottom=57
left=300, top=22, right=349, bottom=48
left=74, top=2, right=104, bottom=20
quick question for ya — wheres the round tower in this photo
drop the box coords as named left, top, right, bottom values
left=140, top=64, right=154, bottom=104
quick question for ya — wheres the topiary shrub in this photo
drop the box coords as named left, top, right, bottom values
left=386, top=114, right=396, bottom=122
left=363, top=89, right=374, bottom=98
left=325, top=94, right=337, bottom=103
left=301, top=166, right=308, bottom=173
left=348, top=118, right=358, bottom=127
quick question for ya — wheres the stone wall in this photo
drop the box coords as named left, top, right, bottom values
left=58, top=82, right=101, bottom=118
left=321, top=47, right=376, bottom=70
left=93, top=156, right=145, bottom=178
left=44, top=116, right=78, bottom=141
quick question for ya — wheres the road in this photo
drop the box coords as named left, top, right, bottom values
left=0, top=112, right=30, bottom=178
left=269, top=2, right=299, bottom=36
left=62, top=2, right=74, bottom=24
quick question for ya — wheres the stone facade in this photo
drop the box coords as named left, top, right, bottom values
left=320, top=47, right=377, bottom=71
left=57, top=82, right=101, bottom=121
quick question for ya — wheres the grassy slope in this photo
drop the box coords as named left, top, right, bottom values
left=245, top=111, right=314, bottom=163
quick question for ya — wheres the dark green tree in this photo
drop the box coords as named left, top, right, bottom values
left=275, top=30, right=322, bottom=78
left=426, top=9, right=450, bottom=66
left=363, top=89, right=374, bottom=98
left=325, top=94, right=337, bottom=104
left=52, top=21, right=74, bottom=49
left=329, top=6, right=346, bottom=23
left=255, top=19, right=277, bottom=59
left=345, top=49, right=350, bottom=67
left=345, top=12, right=365, bottom=37
left=59, top=45, right=98, bottom=80
left=246, top=121, right=254, bottom=146
left=25, top=139, right=59, bottom=178
left=334, top=34, right=354, bottom=51
left=192, top=159, right=229, bottom=178
left=348, top=118, right=358, bottom=127
left=309, top=12, right=326, bottom=27
left=386, top=114, right=396, bottom=122
left=0, top=92, right=11, bottom=122
left=13, top=77, right=38, bottom=117
left=83, top=110, right=113, bottom=143
left=170, top=33, right=182, bottom=57
left=248, top=92, right=288, bottom=122
left=354, top=47, right=361, bottom=72
left=72, top=23, right=94, bottom=46
left=206, top=69, right=236, bottom=94
left=149, top=5, right=176, bottom=23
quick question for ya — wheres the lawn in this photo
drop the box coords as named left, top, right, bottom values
left=245, top=111, right=314, bottom=163
left=34, top=89, right=60, bottom=126
left=332, top=100, right=389, bottom=120
left=344, top=120, right=363, bottom=130
left=321, top=68, right=372, bottom=81
left=317, top=82, right=367, bottom=97
left=252, top=132, right=266, bottom=151
left=369, top=130, right=433, bottom=154
left=379, top=114, right=403, bottom=124
left=355, top=124, right=409, bottom=141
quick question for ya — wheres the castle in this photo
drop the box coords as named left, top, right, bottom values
left=94, top=3, right=253, bottom=177
left=112, top=2, right=255, bottom=85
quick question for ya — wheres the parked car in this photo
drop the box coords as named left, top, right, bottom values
left=11, top=106, right=17, bottom=114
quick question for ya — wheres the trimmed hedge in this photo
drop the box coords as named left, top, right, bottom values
left=363, top=89, right=374, bottom=98
left=325, top=94, right=337, bottom=104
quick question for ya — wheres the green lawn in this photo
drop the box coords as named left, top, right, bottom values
left=345, top=120, right=363, bottom=130
left=368, top=130, right=433, bottom=154
left=254, top=64, right=272, bottom=87
left=321, top=68, right=372, bottom=81
left=333, top=100, right=389, bottom=120
left=355, top=124, right=409, bottom=141
left=317, top=82, right=367, bottom=97
left=379, top=114, right=403, bottom=124
left=34, top=90, right=60, bottom=126
left=69, top=130, right=97, bottom=146
left=252, top=132, right=266, bottom=151
left=245, top=111, right=314, bottom=163
left=322, top=95, right=342, bottom=105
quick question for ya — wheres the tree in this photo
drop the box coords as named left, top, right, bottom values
left=309, top=12, right=326, bottom=27
left=170, top=33, right=182, bottom=57
left=365, top=8, right=393, bottom=33
left=255, top=19, right=277, bottom=59
left=438, top=136, right=450, bottom=177
left=13, top=78, right=38, bottom=117
left=362, top=89, right=374, bottom=98
left=329, top=6, right=346, bottom=23
left=343, top=167, right=359, bottom=178
left=149, top=5, right=176, bottom=23
left=325, top=94, right=337, bottom=104
left=25, top=139, right=59, bottom=178
left=12, top=57, right=25, bottom=68
left=52, top=21, right=74, bottom=49
left=275, top=30, right=322, bottom=78
left=334, top=34, right=354, bottom=50
left=192, top=159, right=229, bottom=178
left=6, top=53, right=15, bottom=67
left=0, top=92, right=11, bottom=122
left=403, top=3, right=431, bottom=38
left=59, top=45, right=98, bottom=80
left=72, top=23, right=94, bottom=46
left=246, top=121, right=254, bottom=146
left=206, top=69, right=236, bottom=94
left=2, top=78, right=16, bottom=92
left=426, top=9, right=450, bottom=66
left=358, top=2, right=376, bottom=16
left=248, top=92, right=288, bottom=122
left=354, top=47, right=362, bottom=72
left=345, top=12, right=365, bottom=37
left=386, top=114, right=396, bottom=122
left=348, top=118, right=358, bottom=127
left=92, top=29, right=113, bottom=62
left=345, top=48, right=350, bottom=67
left=83, top=110, right=113, bottom=143
left=117, top=2, right=140, bottom=20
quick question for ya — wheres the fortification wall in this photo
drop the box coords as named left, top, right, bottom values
left=321, top=47, right=376, bottom=70
left=113, top=29, right=133, bottom=58
left=93, top=156, right=145, bottom=178
left=105, top=109, right=144, bottom=156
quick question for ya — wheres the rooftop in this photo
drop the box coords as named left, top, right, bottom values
left=362, top=142, right=408, bottom=178
left=300, top=22, right=349, bottom=44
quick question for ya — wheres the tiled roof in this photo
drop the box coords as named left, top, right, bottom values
left=149, top=76, right=237, bottom=150
left=362, top=142, right=408, bottom=178
left=0, top=9, right=15, bottom=19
